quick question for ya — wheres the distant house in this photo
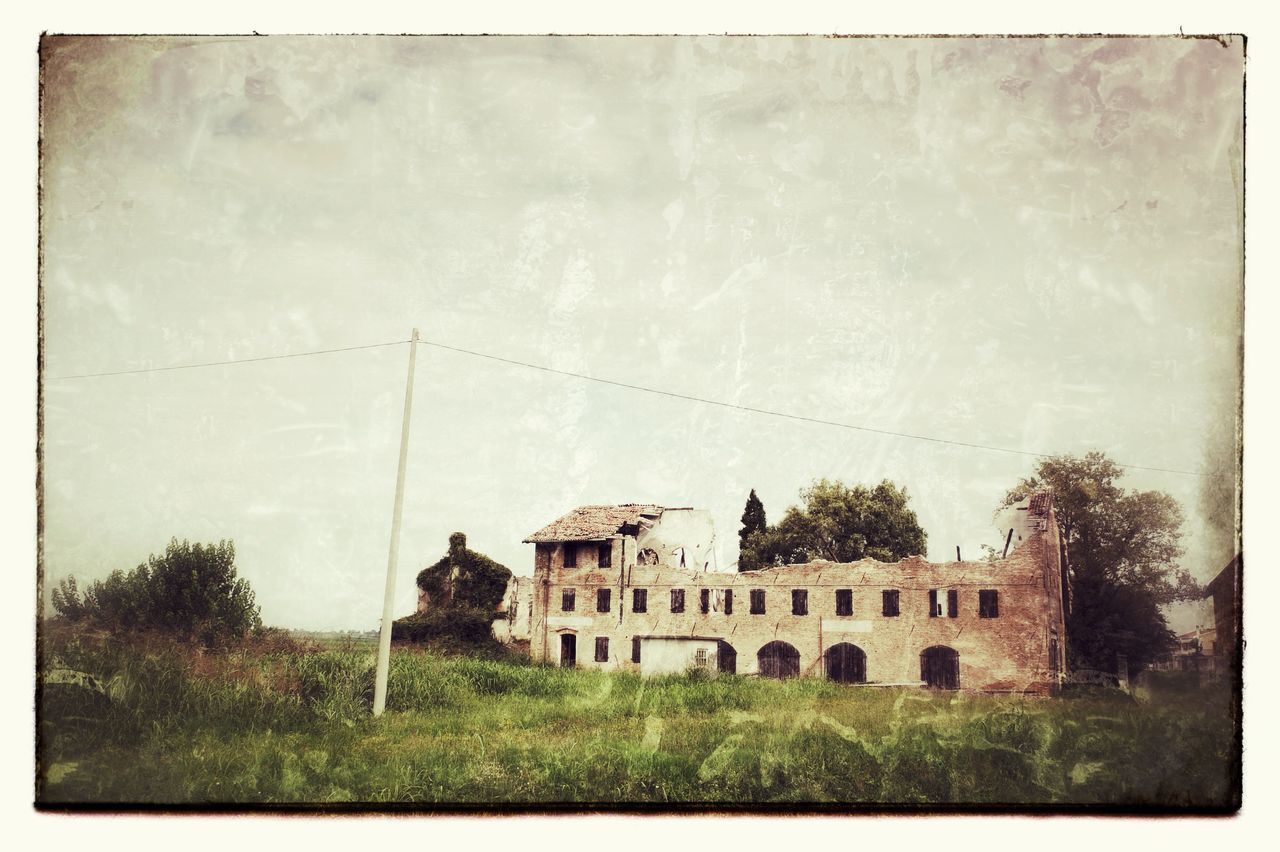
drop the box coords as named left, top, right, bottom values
left=1156, top=625, right=1221, bottom=674
left=522, top=495, right=1068, bottom=693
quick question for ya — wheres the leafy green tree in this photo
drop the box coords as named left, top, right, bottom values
left=50, top=539, right=261, bottom=642
left=740, top=479, right=927, bottom=570
left=1000, top=451, right=1193, bottom=673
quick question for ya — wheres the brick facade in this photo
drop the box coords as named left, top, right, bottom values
left=527, top=496, right=1068, bottom=694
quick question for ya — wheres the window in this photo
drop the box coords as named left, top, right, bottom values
left=563, top=543, right=577, bottom=568
left=928, top=589, right=952, bottom=618
left=632, top=588, right=648, bottom=613
left=882, top=590, right=900, bottom=617
left=594, top=637, right=609, bottom=662
left=700, top=589, right=710, bottom=614
left=947, top=589, right=959, bottom=618
left=695, top=648, right=708, bottom=667
left=596, top=588, right=611, bottom=613
left=598, top=542, right=612, bottom=568
left=671, top=588, right=685, bottom=613
left=724, top=589, right=734, bottom=615
left=792, top=589, right=808, bottom=616
left=750, top=589, right=766, bottom=615
left=979, top=589, right=1000, bottom=618
left=835, top=589, right=853, bottom=617
left=631, top=636, right=641, bottom=663
left=561, top=588, right=575, bottom=612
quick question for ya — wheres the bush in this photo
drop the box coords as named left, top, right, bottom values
left=51, top=539, right=262, bottom=644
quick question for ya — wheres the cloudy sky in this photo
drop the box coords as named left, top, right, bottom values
left=39, top=35, right=1243, bottom=631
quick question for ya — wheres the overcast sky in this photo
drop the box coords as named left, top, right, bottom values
left=39, top=35, right=1243, bottom=632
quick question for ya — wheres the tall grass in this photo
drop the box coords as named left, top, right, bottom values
left=37, top=629, right=1238, bottom=808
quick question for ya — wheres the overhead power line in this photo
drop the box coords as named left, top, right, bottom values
left=44, top=340, right=410, bottom=380
left=418, top=339, right=1205, bottom=478
left=43, top=334, right=1204, bottom=477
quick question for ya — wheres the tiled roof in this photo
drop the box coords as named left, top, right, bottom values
left=524, top=504, right=658, bottom=543
left=1027, top=490, right=1052, bottom=517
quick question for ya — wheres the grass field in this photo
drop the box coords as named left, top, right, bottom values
left=36, top=628, right=1239, bottom=809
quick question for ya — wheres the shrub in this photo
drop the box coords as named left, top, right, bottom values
left=50, top=539, right=261, bottom=643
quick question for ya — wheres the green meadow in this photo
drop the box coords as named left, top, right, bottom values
left=37, top=629, right=1237, bottom=809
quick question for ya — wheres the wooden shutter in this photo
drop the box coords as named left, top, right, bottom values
left=928, top=589, right=938, bottom=618
left=947, top=589, right=958, bottom=618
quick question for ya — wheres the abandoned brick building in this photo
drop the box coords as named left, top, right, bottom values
left=520, top=495, right=1068, bottom=694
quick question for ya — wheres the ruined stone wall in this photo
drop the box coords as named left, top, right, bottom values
left=530, top=511, right=1066, bottom=694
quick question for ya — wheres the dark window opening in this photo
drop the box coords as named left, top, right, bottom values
left=928, top=589, right=940, bottom=618
left=947, top=589, right=959, bottom=618
left=594, top=636, right=609, bottom=662
left=563, top=543, right=577, bottom=568
left=882, top=590, right=900, bottom=617
left=750, top=589, right=766, bottom=615
left=631, top=636, right=641, bottom=664
left=632, top=588, right=648, bottom=613
left=835, top=589, right=853, bottom=617
left=700, top=588, right=710, bottom=614
left=670, top=588, right=685, bottom=613
left=724, top=589, right=734, bottom=615
left=596, top=588, right=611, bottom=613
left=792, top=589, right=808, bottom=616
left=979, top=589, right=1000, bottom=618
left=598, top=542, right=612, bottom=568
left=561, top=588, right=575, bottom=612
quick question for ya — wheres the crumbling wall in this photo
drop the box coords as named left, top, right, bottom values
left=635, top=508, right=719, bottom=572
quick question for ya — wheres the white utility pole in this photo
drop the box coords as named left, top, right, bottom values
left=373, top=328, right=419, bottom=717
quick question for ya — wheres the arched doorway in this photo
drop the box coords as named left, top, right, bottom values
left=717, top=640, right=737, bottom=674
left=559, top=633, right=577, bottom=668
left=920, top=645, right=960, bottom=689
left=757, top=641, right=801, bottom=679
left=824, top=643, right=867, bottom=684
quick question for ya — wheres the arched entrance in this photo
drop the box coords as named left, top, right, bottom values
left=757, top=641, right=801, bottom=679
left=717, top=640, right=737, bottom=674
left=559, top=633, right=577, bottom=668
left=920, top=645, right=960, bottom=689
left=824, top=643, right=867, bottom=684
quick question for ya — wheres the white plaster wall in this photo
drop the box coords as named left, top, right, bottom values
left=638, top=637, right=719, bottom=677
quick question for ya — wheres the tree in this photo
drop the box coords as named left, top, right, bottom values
left=738, top=490, right=767, bottom=557
left=739, top=479, right=927, bottom=570
left=50, top=539, right=262, bottom=642
left=1000, top=451, right=1192, bottom=673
